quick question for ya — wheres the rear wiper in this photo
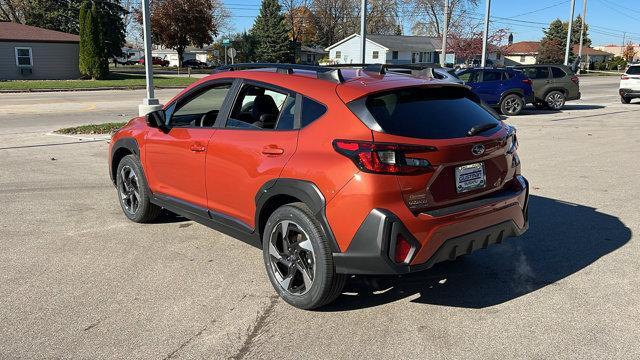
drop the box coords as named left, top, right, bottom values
left=467, top=122, right=499, bottom=136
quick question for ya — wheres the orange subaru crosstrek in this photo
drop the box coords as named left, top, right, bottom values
left=109, top=64, right=529, bottom=309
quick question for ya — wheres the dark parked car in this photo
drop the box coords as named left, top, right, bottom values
left=455, top=67, right=534, bottom=115
left=513, top=65, right=580, bottom=110
left=182, top=59, right=207, bottom=68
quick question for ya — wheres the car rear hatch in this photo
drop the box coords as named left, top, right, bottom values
left=622, top=66, right=640, bottom=88
left=342, top=85, right=519, bottom=213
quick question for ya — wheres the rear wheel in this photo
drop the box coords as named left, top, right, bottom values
left=545, top=91, right=566, bottom=110
left=116, top=155, right=160, bottom=223
left=621, top=96, right=631, bottom=104
left=499, top=94, right=524, bottom=116
left=262, top=203, right=346, bottom=309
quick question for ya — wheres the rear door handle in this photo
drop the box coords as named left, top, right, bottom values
left=190, top=144, right=206, bottom=152
left=261, top=145, right=285, bottom=156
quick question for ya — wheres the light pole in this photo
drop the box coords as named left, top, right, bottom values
left=481, top=0, right=491, bottom=67
left=441, top=0, right=449, bottom=67
left=360, top=0, right=367, bottom=64
left=577, top=0, right=587, bottom=73
left=139, top=0, right=162, bottom=116
left=564, top=0, right=576, bottom=66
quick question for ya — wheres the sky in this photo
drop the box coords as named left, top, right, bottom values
left=221, top=0, right=640, bottom=46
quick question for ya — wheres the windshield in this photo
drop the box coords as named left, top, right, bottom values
left=363, top=87, right=501, bottom=139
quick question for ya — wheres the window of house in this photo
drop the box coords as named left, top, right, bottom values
left=307, top=54, right=312, bottom=63
left=372, top=51, right=379, bottom=59
left=228, top=84, right=293, bottom=130
left=419, top=52, right=424, bottom=62
left=411, top=52, right=418, bottom=63
left=15, top=47, right=33, bottom=67
left=170, top=83, right=232, bottom=127
left=392, top=51, right=398, bottom=60
left=335, top=51, right=341, bottom=59
left=520, top=55, right=526, bottom=63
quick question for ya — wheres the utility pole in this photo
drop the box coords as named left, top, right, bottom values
left=138, top=0, right=162, bottom=116
left=564, top=0, right=576, bottom=66
left=577, top=0, right=587, bottom=73
left=622, top=32, right=626, bottom=57
left=441, top=0, right=449, bottom=67
left=360, top=0, right=367, bottom=64
left=481, top=0, right=491, bottom=67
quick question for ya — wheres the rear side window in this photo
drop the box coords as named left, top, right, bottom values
left=520, top=67, right=549, bottom=79
left=301, top=97, right=327, bottom=127
left=626, top=66, right=640, bottom=75
left=481, top=71, right=502, bottom=82
left=363, top=87, right=500, bottom=139
left=551, top=67, right=566, bottom=78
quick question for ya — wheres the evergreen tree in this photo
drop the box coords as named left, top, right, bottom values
left=79, top=1, right=108, bottom=79
left=251, top=0, right=291, bottom=62
left=570, top=15, right=591, bottom=47
left=538, top=19, right=570, bottom=64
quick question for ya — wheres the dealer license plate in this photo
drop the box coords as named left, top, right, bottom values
left=455, top=162, right=486, bottom=193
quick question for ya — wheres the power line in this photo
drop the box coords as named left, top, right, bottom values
left=503, top=0, right=570, bottom=19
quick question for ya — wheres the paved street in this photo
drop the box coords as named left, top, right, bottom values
left=1, top=76, right=639, bottom=359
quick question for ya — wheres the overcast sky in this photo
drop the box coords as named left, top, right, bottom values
left=222, top=0, right=640, bottom=46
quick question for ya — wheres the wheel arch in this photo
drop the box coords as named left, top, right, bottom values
left=110, top=138, right=140, bottom=185
left=543, top=87, right=567, bottom=98
left=499, top=88, right=525, bottom=103
left=255, top=178, right=340, bottom=252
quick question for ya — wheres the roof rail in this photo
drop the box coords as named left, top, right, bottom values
left=326, top=63, right=441, bottom=77
left=212, top=63, right=344, bottom=84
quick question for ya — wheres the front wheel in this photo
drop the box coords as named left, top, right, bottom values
left=116, top=155, right=160, bottom=223
left=262, top=203, right=346, bottom=309
left=499, top=94, right=524, bottom=116
left=545, top=91, right=566, bottom=110
left=621, top=96, right=631, bottom=104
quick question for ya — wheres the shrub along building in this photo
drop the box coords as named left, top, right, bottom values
left=0, top=22, right=80, bottom=80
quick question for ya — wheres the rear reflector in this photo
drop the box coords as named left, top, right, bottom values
left=521, top=78, right=532, bottom=85
left=394, top=234, right=412, bottom=263
left=621, top=75, right=630, bottom=80
left=570, top=76, right=579, bottom=85
left=333, top=140, right=435, bottom=175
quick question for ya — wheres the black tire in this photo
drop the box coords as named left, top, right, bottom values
left=499, top=94, right=524, bottom=116
left=115, top=154, right=160, bottom=223
left=621, top=96, right=631, bottom=104
left=262, top=202, right=346, bottom=310
left=545, top=90, right=566, bottom=110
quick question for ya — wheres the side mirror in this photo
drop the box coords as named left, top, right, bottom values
left=146, top=110, right=166, bottom=129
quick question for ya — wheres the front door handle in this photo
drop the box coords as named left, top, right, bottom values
left=190, top=144, right=206, bottom=152
left=261, top=145, right=285, bottom=156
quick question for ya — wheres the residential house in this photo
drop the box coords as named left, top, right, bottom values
left=152, top=45, right=215, bottom=66
left=594, top=44, right=640, bottom=62
left=299, top=45, right=326, bottom=65
left=503, top=41, right=613, bottom=65
left=325, top=34, right=440, bottom=65
left=0, top=22, right=80, bottom=80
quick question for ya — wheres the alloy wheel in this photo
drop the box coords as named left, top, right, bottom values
left=119, top=166, right=141, bottom=214
left=503, top=96, right=522, bottom=115
left=546, top=92, right=565, bottom=110
left=268, top=220, right=316, bottom=295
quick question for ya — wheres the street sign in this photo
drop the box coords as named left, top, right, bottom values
left=227, top=48, right=237, bottom=58
left=222, top=38, right=231, bottom=45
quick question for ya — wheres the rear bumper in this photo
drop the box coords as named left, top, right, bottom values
left=333, top=176, right=529, bottom=275
left=620, top=88, right=640, bottom=98
left=567, top=91, right=581, bottom=101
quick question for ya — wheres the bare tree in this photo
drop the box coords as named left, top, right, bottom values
left=310, top=0, right=359, bottom=47
left=408, top=0, right=478, bottom=37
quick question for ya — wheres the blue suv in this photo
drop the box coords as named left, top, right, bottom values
left=455, top=68, right=534, bottom=116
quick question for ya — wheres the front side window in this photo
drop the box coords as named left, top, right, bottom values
left=15, top=47, right=32, bottom=66
left=457, top=70, right=479, bottom=83
left=170, top=83, right=232, bottom=127
left=228, top=84, right=293, bottom=130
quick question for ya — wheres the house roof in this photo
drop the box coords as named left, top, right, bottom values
left=573, top=45, right=612, bottom=56
left=503, top=41, right=541, bottom=55
left=326, top=34, right=438, bottom=52
left=0, top=22, right=79, bottom=43
left=301, top=45, right=326, bottom=54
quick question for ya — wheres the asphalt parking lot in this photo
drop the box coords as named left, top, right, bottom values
left=1, top=76, right=639, bottom=359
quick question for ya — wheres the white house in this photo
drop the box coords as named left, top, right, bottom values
left=325, top=34, right=441, bottom=65
left=152, top=45, right=215, bottom=66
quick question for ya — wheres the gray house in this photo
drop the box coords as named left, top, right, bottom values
left=0, top=22, right=80, bottom=80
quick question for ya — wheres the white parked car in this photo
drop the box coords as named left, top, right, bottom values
left=620, top=64, right=640, bottom=104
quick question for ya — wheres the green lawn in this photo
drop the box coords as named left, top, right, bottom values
left=0, top=73, right=198, bottom=91
left=55, top=122, right=127, bottom=135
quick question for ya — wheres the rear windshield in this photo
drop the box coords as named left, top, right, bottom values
left=363, top=87, right=501, bottom=139
left=627, top=66, right=640, bottom=75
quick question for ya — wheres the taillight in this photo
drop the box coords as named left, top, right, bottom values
left=333, top=140, right=434, bottom=175
left=570, top=76, right=579, bottom=85
left=394, top=234, right=412, bottom=263
left=621, top=75, right=629, bottom=80
left=521, top=78, right=532, bottom=85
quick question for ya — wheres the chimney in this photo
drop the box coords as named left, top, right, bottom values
left=508, top=33, right=513, bottom=46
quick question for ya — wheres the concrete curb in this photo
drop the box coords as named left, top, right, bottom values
left=0, top=86, right=187, bottom=94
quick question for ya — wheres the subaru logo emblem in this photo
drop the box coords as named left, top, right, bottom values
left=471, top=144, right=485, bottom=156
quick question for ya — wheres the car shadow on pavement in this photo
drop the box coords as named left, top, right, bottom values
left=519, top=104, right=606, bottom=116
left=322, top=195, right=631, bottom=311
